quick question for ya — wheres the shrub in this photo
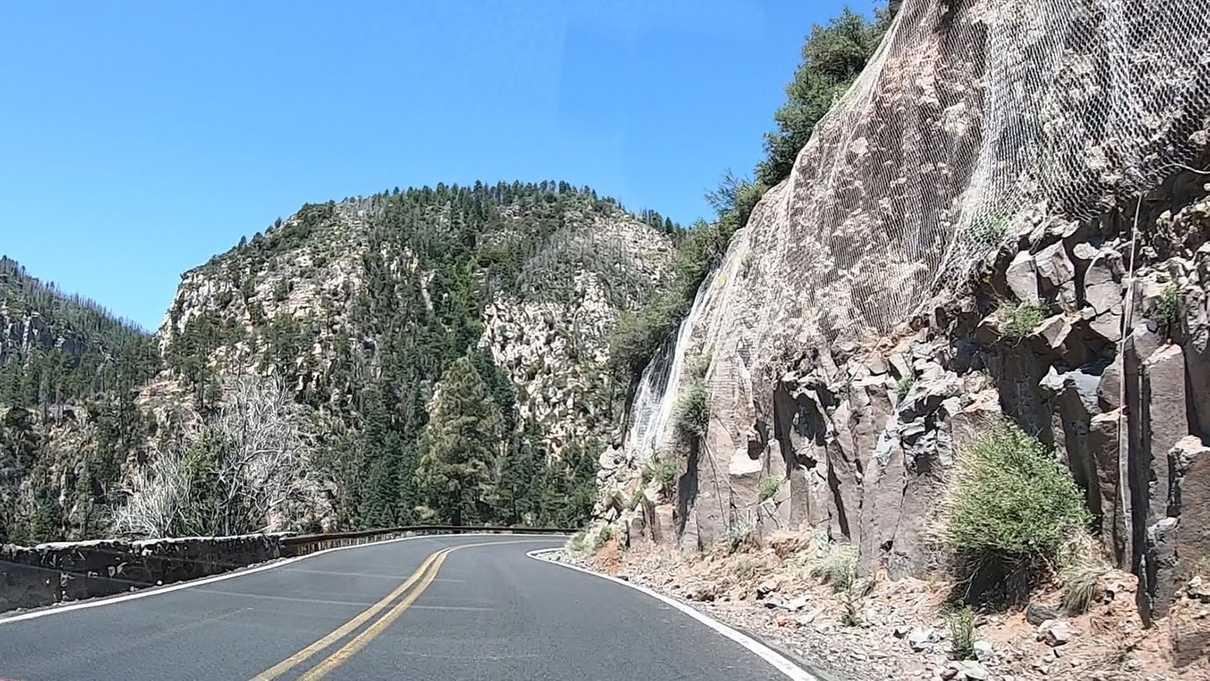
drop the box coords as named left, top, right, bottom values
left=968, top=215, right=1009, bottom=247
left=675, top=381, right=710, bottom=438
left=999, top=301, right=1047, bottom=341
left=947, top=607, right=976, bottom=660
left=1058, top=534, right=1110, bottom=614
left=839, top=572, right=875, bottom=627
left=648, top=460, right=679, bottom=498
left=735, top=557, right=757, bottom=580
left=895, top=374, right=915, bottom=401
left=758, top=477, right=782, bottom=503
left=724, top=521, right=757, bottom=554
left=1158, top=282, right=1180, bottom=329
left=810, top=543, right=857, bottom=593
left=568, top=531, right=589, bottom=554
left=940, top=421, right=1091, bottom=584
left=628, top=487, right=645, bottom=511
left=607, top=221, right=731, bottom=381
left=593, top=525, right=615, bottom=551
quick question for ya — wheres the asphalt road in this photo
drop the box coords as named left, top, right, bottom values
left=0, top=534, right=801, bottom=681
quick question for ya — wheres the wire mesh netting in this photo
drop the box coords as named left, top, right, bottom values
left=626, top=0, right=1210, bottom=463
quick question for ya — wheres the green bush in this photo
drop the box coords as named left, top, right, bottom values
left=895, top=374, right=915, bottom=401
left=675, top=381, right=710, bottom=438
left=648, top=459, right=679, bottom=498
left=947, top=607, right=976, bottom=660
left=1158, top=282, right=1180, bottom=328
left=968, top=215, right=1009, bottom=248
left=628, top=487, right=645, bottom=511
left=593, top=525, right=615, bottom=551
left=608, top=221, right=732, bottom=381
left=568, top=531, right=589, bottom=554
left=999, top=301, right=1047, bottom=340
left=940, top=421, right=1091, bottom=569
left=758, top=477, right=781, bottom=503
left=724, top=521, right=756, bottom=554
left=810, top=543, right=857, bottom=593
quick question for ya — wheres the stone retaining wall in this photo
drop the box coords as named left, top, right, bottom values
left=0, top=534, right=283, bottom=614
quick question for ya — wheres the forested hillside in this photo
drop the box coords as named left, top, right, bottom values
left=1, top=181, right=675, bottom=543
left=0, top=257, right=160, bottom=543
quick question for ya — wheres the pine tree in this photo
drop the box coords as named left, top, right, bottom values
left=414, top=357, right=503, bottom=525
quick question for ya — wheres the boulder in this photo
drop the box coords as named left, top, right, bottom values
left=908, top=627, right=941, bottom=651
left=1035, top=241, right=1078, bottom=309
left=1026, top=601, right=1061, bottom=626
left=1037, top=619, right=1074, bottom=646
left=1006, top=251, right=1040, bottom=303
left=1085, top=249, right=1124, bottom=315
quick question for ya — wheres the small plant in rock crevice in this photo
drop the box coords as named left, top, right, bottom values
left=968, top=215, right=1010, bottom=248
left=758, top=477, right=782, bottom=503
left=810, top=543, right=858, bottom=593
left=947, top=606, right=976, bottom=660
left=646, top=459, right=679, bottom=499
left=674, top=381, right=710, bottom=439
left=1058, top=533, right=1110, bottom=615
left=895, top=374, right=915, bottom=402
left=723, top=521, right=757, bottom=554
left=628, top=487, right=645, bottom=511
left=592, top=525, right=615, bottom=551
left=1158, top=282, right=1180, bottom=333
left=998, top=301, right=1047, bottom=341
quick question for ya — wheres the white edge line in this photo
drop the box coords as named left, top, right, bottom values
left=0, top=532, right=566, bottom=625
left=526, top=549, right=820, bottom=681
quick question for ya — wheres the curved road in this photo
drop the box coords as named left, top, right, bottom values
left=0, top=534, right=800, bottom=680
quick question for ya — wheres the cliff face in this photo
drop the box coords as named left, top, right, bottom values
left=158, top=186, right=673, bottom=451
left=1, top=183, right=676, bottom=541
left=600, top=0, right=1210, bottom=622
left=148, top=183, right=675, bottom=531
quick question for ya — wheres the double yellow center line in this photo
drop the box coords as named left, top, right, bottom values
left=247, top=539, right=536, bottom=681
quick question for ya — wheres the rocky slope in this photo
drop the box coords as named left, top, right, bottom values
left=1, top=182, right=676, bottom=542
left=594, top=0, right=1210, bottom=647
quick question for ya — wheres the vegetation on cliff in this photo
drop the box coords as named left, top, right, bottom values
left=3, top=181, right=673, bottom=543
left=607, top=3, right=894, bottom=386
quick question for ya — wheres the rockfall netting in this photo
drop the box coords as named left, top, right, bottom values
left=625, top=0, right=1210, bottom=461
left=772, top=0, right=1210, bottom=341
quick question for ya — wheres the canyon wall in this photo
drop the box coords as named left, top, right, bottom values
left=598, top=0, right=1210, bottom=621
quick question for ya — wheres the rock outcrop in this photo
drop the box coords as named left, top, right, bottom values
left=598, top=0, right=1210, bottom=623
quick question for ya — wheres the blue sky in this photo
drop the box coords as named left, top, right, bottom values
left=1, top=0, right=873, bottom=330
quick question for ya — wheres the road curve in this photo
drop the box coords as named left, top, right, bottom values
left=0, top=534, right=802, bottom=681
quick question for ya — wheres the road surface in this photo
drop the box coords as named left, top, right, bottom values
left=0, top=534, right=804, bottom=680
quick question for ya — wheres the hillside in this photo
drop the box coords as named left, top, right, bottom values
left=0, top=257, right=160, bottom=543
left=0, top=181, right=675, bottom=542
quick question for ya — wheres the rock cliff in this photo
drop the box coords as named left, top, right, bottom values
left=599, top=0, right=1210, bottom=623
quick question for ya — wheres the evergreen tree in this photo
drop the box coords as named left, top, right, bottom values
left=414, top=357, right=503, bottom=525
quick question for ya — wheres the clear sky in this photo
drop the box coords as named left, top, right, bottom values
left=1, top=0, right=874, bottom=330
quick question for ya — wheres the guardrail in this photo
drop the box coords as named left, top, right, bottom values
left=1, top=525, right=574, bottom=616
left=280, top=524, right=575, bottom=557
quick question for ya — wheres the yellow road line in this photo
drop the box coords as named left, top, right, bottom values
left=291, top=538, right=552, bottom=681
left=296, top=550, right=447, bottom=681
left=247, top=548, right=449, bottom=681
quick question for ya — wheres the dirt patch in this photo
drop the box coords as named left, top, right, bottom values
left=553, top=535, right=1209, bottom=681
